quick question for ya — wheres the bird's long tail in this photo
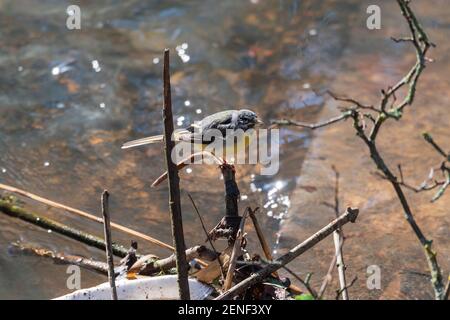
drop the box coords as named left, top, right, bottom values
left=121, top=135, right=164, bottom=149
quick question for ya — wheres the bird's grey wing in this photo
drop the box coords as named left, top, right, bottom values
left=201, top=110, right=238, bottom=132
left=184, top=110, right=236, bottom=143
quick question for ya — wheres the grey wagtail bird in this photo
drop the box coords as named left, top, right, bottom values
left=121, top=109, right=262, bottom=149
left=122, top=109, right=263, bottom=187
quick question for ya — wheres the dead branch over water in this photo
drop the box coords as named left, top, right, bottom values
left=273, top=0, right=447, bottom=299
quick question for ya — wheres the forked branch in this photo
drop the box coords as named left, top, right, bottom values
left=272, top=0, right=446, bottom=299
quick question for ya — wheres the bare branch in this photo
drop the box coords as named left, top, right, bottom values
left=271, top=111, right=351, bottom=129
left=272, top=0, right=446, bottom=299
left=423, top=133, right=449, bottom=160
left=282, top=266, right=318, bottom=299
left=335, top=276, right=357, bottom=300
left=326, top=90, right=379, bottom=112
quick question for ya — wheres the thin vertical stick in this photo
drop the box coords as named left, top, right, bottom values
left=331, top=167, right=348, bottom=300
left=223, top=208, right=250, bottom=291
left=333, top=231, right=347, bottom=299
left=101, top=190, right=118, bottom=300
left=187, top=193, right=225, bottom=279
left=248, top=209, right=278, bottom=278
left=162, top=49, right=190, bottom=300
left=249, top=209, right=302, bottom=294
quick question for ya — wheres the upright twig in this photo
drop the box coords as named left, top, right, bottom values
left=249, top=208, right=303, bottom=294
left=223, top=208, right=250, bottom=291
left=333, top=232, right=347, bottom=299
left=318, top=167, right=347, bottom=299
left=248, top=208, right=279, bottom=279
left=215, top=207, right=359, bottom=300
left=187, top=192, right=226, bottom=279
left=162, top=49, right=190, bottom=300
left=331, top=167, right=348, bottom=300
left=101, top=190, right=118, bottom=300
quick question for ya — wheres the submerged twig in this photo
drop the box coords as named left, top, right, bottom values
left=0, top=197, right=130, bottom=258
left=0, top=182, right=174, bottom=251
left=9, top=241, right=109, bottom=275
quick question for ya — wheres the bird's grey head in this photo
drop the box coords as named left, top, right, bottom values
left=235, top=109, right=262, bottom=130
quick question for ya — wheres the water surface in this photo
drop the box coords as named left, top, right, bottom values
left=0, top=0, right=385, bottom=299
